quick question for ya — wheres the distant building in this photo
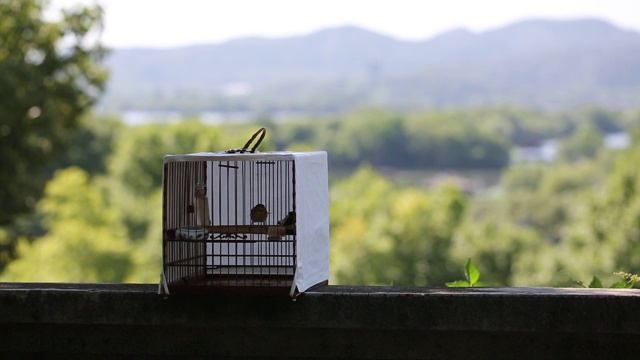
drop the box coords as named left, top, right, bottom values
left=603, top=132, right=631, bottom=150
left=511, top=139, right=558, bottom=163
left=421, top=173, right=476, bottom=194
left=511, top=132, right=631, bottom=164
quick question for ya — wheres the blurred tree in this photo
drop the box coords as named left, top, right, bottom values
left=0, top=0, right=107, bottom=225
left=460, top=143, right=640, bottom=286
left=575, top=107, right=621, bottom=133
left=281, top=107, right=514, bottom=170
left=329, top=165, right=395, bottom=284
left=0, top=120, right=257, bottom=282
left=450, top=219, right=544, bottom=286
left=384, top=182, right=467, bottom=285
left=52, top=114, right=123, bottom=175
left=321, top=107, right=407, bottom=167
left=0, top=114, right=121, bottom=270
left=272, top=119, right=320, bottom=150
left=555, top=145, right=640, bottom=284
left=340, top=107, right=408, bottom=166
left=619, top=110, right=640, bottom=133
left=558, top=123, right=604, bottom=162
left=106, top=121, right=254, bottom=197
left=0, top=167, right=133, bottom=282
left=492, top=160, right=602, bottom=242
left=404, top=112, right=510, bottom=169
left=106, top=121, right=257, bottom=242
left=329, top=165, right=466, bottom=285
left=628, top=121, right=640, bottom=146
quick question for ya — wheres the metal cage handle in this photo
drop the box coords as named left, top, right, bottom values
left=226, top=127, right=267, bottom=154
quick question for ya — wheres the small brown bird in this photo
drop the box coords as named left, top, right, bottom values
left=250, top=203, right=269, bottom=224
left=278, top=211, right=296, bottom=226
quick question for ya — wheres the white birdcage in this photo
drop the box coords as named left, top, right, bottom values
left=158, top=130, right=329, bottom=297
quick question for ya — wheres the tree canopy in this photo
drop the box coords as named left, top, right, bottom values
left=0, top=0, right=107, bottom=225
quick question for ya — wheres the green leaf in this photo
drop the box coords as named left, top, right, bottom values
left=610, top=281, right=630, bottom=289
left=445, top=280, right=471, bottom=288
left=465, top=258, right=480, bottom=286
left=588, top=276, right=603, bottom=288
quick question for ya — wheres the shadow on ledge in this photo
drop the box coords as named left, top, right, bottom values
left=1, top=283, right=640, bottom=359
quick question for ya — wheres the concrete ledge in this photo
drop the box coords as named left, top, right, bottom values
left=1, top=283, right=640, bottom=358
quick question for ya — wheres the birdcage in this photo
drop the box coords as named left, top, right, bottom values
left=158, top=145, right=329, bottom=297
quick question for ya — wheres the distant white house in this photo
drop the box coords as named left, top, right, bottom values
left=511, top=132, right=631, bottom=163
left=511, top=139, right=558, bottom=163
left=603, top=132, right=631, bottom=150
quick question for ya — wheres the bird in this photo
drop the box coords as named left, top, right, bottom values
left=250, top=203, right=269, bottom=224
left=278, top=211, right=296, bottom=226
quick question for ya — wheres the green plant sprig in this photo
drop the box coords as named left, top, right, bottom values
left=446, top=258, right=492, bottom=287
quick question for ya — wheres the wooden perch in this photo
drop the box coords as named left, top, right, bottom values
left=207, top=224, right=295, bottom=241
left=165, top=225, right=296, bottom=242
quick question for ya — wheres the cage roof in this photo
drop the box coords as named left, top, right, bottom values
left=163, top=151, right=325, bottom=163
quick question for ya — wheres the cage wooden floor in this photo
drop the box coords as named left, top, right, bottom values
left=164, top=233, right=297, bottom=295
left=165, top=263, right=295, bottom=294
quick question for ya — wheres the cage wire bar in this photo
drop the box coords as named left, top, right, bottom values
left=163, top=158, right=297, bottom=294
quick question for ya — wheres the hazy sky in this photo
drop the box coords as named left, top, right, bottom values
left=52, top=0, right=640, bottom=48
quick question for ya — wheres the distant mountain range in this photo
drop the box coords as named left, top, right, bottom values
left=102, top=18, right=640, bottom=115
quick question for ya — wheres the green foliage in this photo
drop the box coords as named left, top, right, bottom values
left=330, top=107, right=408, bottom=166
left=613, top=272, right=640, bottom=288
left=0, top=0, right=107, bottom=225
left=403, top=111, right=510, bottom=168
left=2, top=105, right=640, bottom=286
left=267, top=106, right=639, bottom=173
left=557, top=123, right=604, bottom=162
left=454, top=159, right=603, bottom=286
left=0, top=120, right=254, bottom=282
left=494, top=160, right=602, bottom=242
left=554, top=146, right=640, bottom=285
left=446, top=259, right=491, bottom=287
left=329, top=165, right=467, bottom=285
left=0, top=168, right=133, bottom=282
left=52, top=114, right=124, bottom=175
left=443, top=119, right=640, bottom=288
left=106, top=121, right=256, bottom=241
left=575, top=272, right=639, bottom=289
left=450, top=219, right=543, bottom=286
left=271, top=107, right=512, bottom=170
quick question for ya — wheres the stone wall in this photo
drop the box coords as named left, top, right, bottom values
left=1, top=283, right=639, bottom=358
